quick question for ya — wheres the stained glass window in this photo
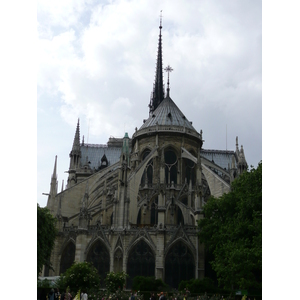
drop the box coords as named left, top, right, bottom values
left=127, top=240, right=155, bottom=288
left=86, top=240, right=110, bottom=284
left=59, top=242, right=75, bottom=275
left=165, top=241, right=195, bottom=288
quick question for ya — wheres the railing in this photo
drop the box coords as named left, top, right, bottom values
left=139, top=182, right=188, bottom=190
left=61, top=223, right=199, bottom=234
left=132, top=125, right=201, bottom=140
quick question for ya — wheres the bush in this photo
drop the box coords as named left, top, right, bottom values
left=87, top=287, right=144, bottom=300
left=178, top=277, right=216, bottom=294
left=104, top=271, right=128, bottom=293
left=60, top=261, right=100, bottom=293
left=132, top=276, right=167, bottom=292
left=131, top=276, right=168, bottom=300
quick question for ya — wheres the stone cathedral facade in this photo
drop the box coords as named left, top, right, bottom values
left=44, top=22, right=247, bottom=288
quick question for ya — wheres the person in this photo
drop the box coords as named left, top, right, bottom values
left=54, top=288, right=60, bottom=300
left=48, top=289, right=55, bottom=300
left=158, top=292, right=165, bottom=300
left=151, top=293, right=156, bottom=300
left=61, top=291, right=65, bottom=300
left=65, top=290, right=72, bottom=300
left=81, top=291, right=88, bottom=300
left=130, top=293, right=135, bottom=300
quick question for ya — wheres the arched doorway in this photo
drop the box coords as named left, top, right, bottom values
left=165, top=240, right=195, bottom=288
left=59, top=241, right=75, bottom=275
left=86, top=240, right=110, bottom=286
left=127, top=239, right=155, bottom=288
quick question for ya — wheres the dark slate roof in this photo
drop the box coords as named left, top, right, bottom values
left=80, top=144, right=123, bottom=170
left=140, top=96, right=197, bottom=132
left=201, top=149, right=236, bottom=170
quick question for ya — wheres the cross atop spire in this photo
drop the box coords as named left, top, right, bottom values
left=149, top=13, right=165, bottom=114
left=164, top=65, right=173, bottom=97
left=160, top=10, right=163, bottom=29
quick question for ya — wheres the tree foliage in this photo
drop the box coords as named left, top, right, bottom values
left=61, top=261, right=100, bottom=292
left=198, top=162, right=262, bottom=292
left=37, top=204, right=57, bottom=276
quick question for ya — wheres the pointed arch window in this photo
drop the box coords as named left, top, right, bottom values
left=59, top=242, right=75, bottom=275
left=169, top=204, right=184, bottom=226
left=110, top=212, right=114, bottom=226
left=86, top=240, right=110, bottom=286
left=114, top=248, right=123, bottom=273
left=127, top=240, right=155, bottom=288
left=137, top=209, right=141, bottom=225
left=165, top=241, right=195, bottom=288
left=99, top=154, right=108, bottom=170
left=184, top=158, right=196, bottom=185
left=150, top=197, right=158, bottom=225
left=165, top=149, right=177, bottom=185
left=141, top=150, right=153, bottom=187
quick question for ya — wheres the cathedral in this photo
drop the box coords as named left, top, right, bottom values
left=44, top=21, right=247, bottom=288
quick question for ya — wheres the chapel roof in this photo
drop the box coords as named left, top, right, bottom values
left=140, top=95, right=197, bottom=132
left=80, top=144, right=123, bottom=170
left=201, top=149, right=236, bottom=170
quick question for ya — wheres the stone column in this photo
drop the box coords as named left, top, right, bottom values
left=74, top=231, right=88, bottom=262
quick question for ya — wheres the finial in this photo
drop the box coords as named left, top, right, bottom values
left=164, top=65, right=173, bottom=97
left=160, top=10, right=163, bottom=29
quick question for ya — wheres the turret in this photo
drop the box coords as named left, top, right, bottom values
left=238, top=145, right=247, bottom=174
left=230, top=154, right=237, bottom=182
left=119, top=132, right=130, bottom=185
left=115, top=132, right=130, bottom=229
left=235, top=136, right=240, bottom=157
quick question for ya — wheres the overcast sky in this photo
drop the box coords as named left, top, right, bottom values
left=37, top=0, right=262, bottom=207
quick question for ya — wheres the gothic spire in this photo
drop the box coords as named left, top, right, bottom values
left=149, top=13, right=165, bottom=114
left=72, top=119, right=81, bottom=152
left=69, top=119, right=81, bottom=171
left=52, top=155, right=57, bottom=180
left=49, top=155, right=58, bottom=205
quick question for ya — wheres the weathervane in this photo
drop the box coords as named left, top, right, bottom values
left=164, top=65, right=173, bottom=97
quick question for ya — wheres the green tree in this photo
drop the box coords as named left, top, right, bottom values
left=198, top=162, right=262, bottom=293
left=37, top=204, right=57, bottom=276
left=61, top=261, right=100, bottom=293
